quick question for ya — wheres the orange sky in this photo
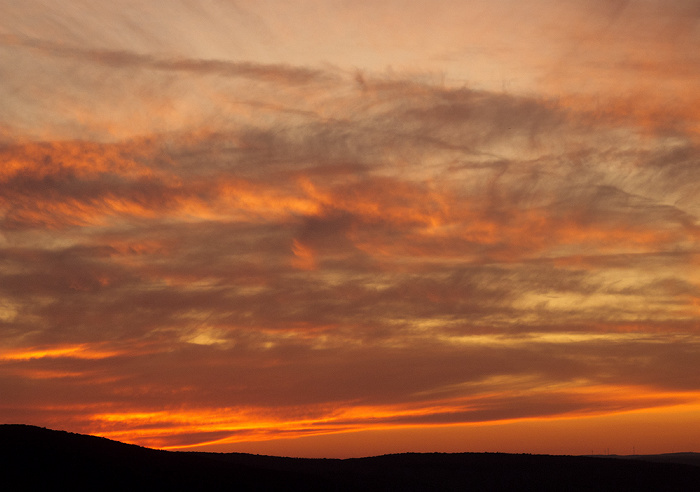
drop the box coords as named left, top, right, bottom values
left=1, top=0, right=700, bottom=457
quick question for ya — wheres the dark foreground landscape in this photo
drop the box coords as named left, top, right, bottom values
left=1, top=425, right=699, bottom=491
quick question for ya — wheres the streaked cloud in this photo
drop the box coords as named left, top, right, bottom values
left=1, top=0, right=699, bottom=456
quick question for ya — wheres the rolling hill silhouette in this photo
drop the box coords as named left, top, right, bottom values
left=1, top=424, right=699, bottom=491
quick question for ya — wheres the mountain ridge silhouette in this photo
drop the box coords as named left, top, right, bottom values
left=2, top=424, right=699, bottom=491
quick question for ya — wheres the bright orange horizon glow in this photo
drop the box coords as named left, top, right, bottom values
left=2, top=0, right=700, bottom=458
left=87, top=396, right=700, bottom=457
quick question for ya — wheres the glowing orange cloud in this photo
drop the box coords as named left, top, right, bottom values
left=75, top=384, right=700, bottom=453
left=0, top=344, right=124, bottom=361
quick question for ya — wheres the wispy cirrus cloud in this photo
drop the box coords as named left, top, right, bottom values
left=0, top=33, right=331, bottom=85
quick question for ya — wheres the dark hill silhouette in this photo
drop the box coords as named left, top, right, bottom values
left=597, top=452, right=700, bottom=468
left=2, top=424, right=699, bottom=491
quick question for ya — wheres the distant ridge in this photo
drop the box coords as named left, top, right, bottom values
left=2, top=424, right=699, bottom=491
left=591, top=452, right=700, bottom=468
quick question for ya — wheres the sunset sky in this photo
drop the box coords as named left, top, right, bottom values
left=2, top=0, right=700, bottom=458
